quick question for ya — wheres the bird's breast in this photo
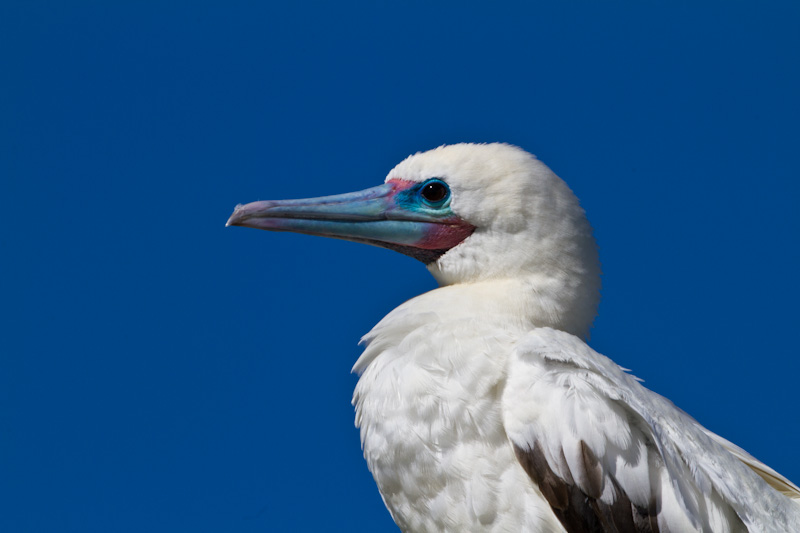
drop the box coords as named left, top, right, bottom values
left=352, top=311, right=561, bottom=532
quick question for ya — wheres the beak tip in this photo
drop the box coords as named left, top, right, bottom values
left=226, top=204, right=246, bottom=227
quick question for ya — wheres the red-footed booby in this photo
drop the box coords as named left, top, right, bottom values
left=227, top=143, right=800, bottom=532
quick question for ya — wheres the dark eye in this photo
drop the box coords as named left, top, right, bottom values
left=420, top=179, right=450, bottom=206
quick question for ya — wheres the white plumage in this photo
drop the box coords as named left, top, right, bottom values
left=230, top=143, right=800, bottom=532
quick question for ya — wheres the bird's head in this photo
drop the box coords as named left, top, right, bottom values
left=228, top=143, right=600, bottom=335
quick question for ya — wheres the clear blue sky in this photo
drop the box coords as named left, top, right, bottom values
left=2, top=2, right=799, bottom=531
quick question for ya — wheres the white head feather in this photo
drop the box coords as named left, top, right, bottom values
left=386, top=143, right=601, bottom=338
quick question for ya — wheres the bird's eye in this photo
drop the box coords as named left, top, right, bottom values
left=419, top=179, right=450, bottom=207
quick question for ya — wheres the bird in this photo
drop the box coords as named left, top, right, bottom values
left=227, top=143, right=800, bottom=532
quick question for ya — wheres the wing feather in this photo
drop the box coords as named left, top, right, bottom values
left=701, top=428, right=800, bottom=501
left=502, top=327, right=800, bottom=533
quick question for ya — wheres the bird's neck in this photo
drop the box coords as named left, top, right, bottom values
left=423, top=221, right=601, bottom=340
left=352, top=273, right=597, bottom=376
left=420, top=271, right=599, bottom=338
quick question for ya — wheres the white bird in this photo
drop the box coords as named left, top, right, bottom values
left=227, top=143, right=800, bottom=532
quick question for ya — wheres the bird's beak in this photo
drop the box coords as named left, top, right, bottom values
left=227, top=180, right=474, bottom=263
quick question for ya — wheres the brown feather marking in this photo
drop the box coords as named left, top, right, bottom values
left=514, top=442, right=662, bottom=533
left=580, top=440, right=604, bottom=498
left=607, top=484, right=637, bottom=531
left=632, top=504, right=660, bottom=533
left=514, top=444, right=569, bottom=510
left=559, top=447, right=575, bottom=485
left=514, top=444, right=603, bottom=532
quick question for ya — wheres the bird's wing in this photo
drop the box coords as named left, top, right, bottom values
left=501, top=327, right=800, bottom=533
left=699, top=429, right=800, bottom=502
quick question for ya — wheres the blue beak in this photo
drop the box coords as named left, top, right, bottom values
left=227, top=181, right=474, bottom=264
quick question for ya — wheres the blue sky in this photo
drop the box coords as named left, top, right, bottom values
left=2, top=2, right=799, bottom=531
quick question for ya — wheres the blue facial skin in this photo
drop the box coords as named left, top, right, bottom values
left=394, top=178, right=453, bottom=217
